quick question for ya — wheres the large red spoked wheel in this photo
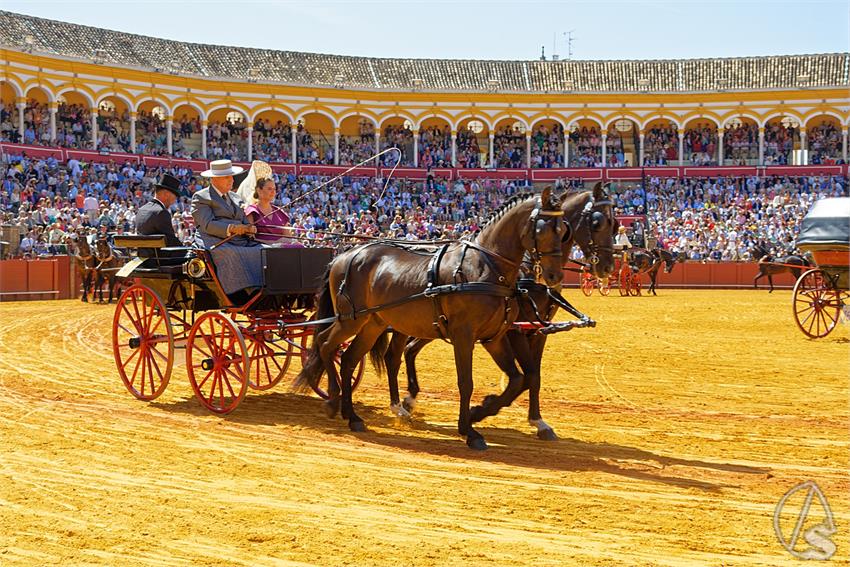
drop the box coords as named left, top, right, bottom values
left=299, top=330, right=365, bottom=400
left=618, top=268, right=631, bottom=296
left=793, top=268, right=842, bottom=339
left=113, top=284, right=174, bottom=401
left=244, top=329, right=293, bottom=391
left=186, top=312, right=249, bottom=414
left=580, top=273, right=594, bottom=297
left=630, top=274, right=642, bottom=296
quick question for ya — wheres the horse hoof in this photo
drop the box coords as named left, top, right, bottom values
left=349, top=420, right=366, bottom=432
left=324, top=400, right=339, bottom=419
left=537, top=428, right=558, bottom=441
left=390, top=403, right=411, bottom=419
left=402, top=396, right=417, bottom=413
left=467, top=436, right=488, bottom=451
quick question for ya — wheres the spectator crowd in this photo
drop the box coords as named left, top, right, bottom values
left=2, top=147, right=846, bottom=265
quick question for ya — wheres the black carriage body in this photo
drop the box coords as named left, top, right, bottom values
left=796, top=197, right=850, bottom=289
left=113, top=235, right=334, bottom=311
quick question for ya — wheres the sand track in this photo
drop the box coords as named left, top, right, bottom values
left=0, top=290, right=847, bottom=566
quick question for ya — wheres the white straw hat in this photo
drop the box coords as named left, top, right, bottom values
left=201, top=159, right=244, bottom=178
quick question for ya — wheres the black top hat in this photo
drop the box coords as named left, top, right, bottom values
left=155, top=173, right=182, bottom=197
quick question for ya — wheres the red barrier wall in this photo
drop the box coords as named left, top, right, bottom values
left=0, top=257, right=75, bottom=301
left=567, top=261, right=800, bottom=290
left=2, top=142, right=848, bottom=180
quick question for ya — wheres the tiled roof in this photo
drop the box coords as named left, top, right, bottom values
left=2, top=11, right=847, bottom=92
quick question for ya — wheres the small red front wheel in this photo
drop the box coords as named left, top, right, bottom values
left=580, top=273, right=595, bottom=297
left=186, top=312, right=249, bottom=414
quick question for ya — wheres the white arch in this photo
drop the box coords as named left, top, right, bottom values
left=721, top=112, right=760, bottom=129
left=603, top=115, right=641, bottom=131
left=295, top=109, right=338, bottom=129
left=204, top=104, right=249, bottom=122
left=337, top=111, right=378, bottom=129
left=492, top=114, right=531, bottom=131
left=414, top=113, right=453, bottom=130
left=529, top=115, right=567, bottom=130
left=171, top=100, right=208, bottom=121
left=640, top=115, right=684, bottom=130
left=133, top=97, right=172, bottom=115
left=803, top=111, right=845, bottom=128
left=55, top=86, right=95, bottom=108
left=249, top=106, right=294, bottom=124
left=454, top=114, right=494, bottom=131
left=23, top=84, right=55, bottom=103
left=0, top=77, right=24, bottom=98
left=682, top=114, right=721, bottom=129
left=95, top=92, right=133, bottom=111
left=566, top=115, right=604, bottom=130
left=760, top=110, right=805, bottom=128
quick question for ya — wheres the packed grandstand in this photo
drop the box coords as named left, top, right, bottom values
left=0, top=10, right=848, bottom=262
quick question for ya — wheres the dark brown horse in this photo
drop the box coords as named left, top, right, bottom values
left=73, top=236, right=97, bottom=302
left=94, top=238, right=124, bottom=303
left=752, top=244, right=810, bottom=292
left=383, top=183, right=618, bottom=441
left=295, top=188, right=567, bottom=450
left=628, top=248, right=683, bottom=295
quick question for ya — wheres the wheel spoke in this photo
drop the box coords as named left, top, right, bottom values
left=208, top=372, right=220, bottom=405
left=121, top=346, right=140, bottom=369
left=139, top=352, right=147, bottom=396
left=122, top=303, right=142, bottom=334
left=117, top=322, right=136, bottom=336
left=149, top=351, right=164, bottom=383
left=129, top=347, right=144, bottom=388
left=196, top=367, right=214, bottom=390
left=221, top=369, right=238, bottom=399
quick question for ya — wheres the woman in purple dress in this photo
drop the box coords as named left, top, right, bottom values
left=244, top=177, right=296, bottom=245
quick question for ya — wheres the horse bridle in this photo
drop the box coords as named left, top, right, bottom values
left=527, top=198, right=565, bottom=283
left=573, top=193, right=615, bottom=266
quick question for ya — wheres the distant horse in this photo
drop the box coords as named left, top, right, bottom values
left=94, top=238, right=124, bottom=303
left=73, top=237, right=97, bottom=302
left=383, top=182, right=618, bottom=441
left=295, top=188, right=567, bottom=450
left=752, top=244, right=810, bottom=292
left=629, top=248, right=683, bottom=295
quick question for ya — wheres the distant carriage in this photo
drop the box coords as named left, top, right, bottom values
left=792, top=198, right=850, bottom=338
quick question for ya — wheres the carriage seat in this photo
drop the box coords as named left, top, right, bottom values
left=113, top=235, right=193, bottom=260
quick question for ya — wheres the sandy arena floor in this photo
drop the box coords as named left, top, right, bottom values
left=0, top=290, right=847, bottom=566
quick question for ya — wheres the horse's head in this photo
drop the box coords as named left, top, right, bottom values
left=77, top=236, right=92, bottom=257
left=652, top=249, right=677, bottom=274
left=519, top=186, right=568, bottom=287
left=95, top=238, right=112, bottom=260
left=562, top=182, right=616, bottom=279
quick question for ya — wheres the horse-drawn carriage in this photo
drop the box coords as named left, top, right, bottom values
left=110, top=236, right=362, bottom=414
left=792, top=197, right=850, bottom=338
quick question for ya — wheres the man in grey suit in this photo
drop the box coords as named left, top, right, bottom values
left=191, top=159, right=263, bottom=295
left=135, top=173, right=182, bottom=247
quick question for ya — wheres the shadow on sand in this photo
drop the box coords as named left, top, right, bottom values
left=151, top=391, right=771, bottom=493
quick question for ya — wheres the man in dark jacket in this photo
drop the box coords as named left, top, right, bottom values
left=135, top=173, right=182, bottom=246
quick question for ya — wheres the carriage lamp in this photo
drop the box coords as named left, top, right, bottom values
left=185, top=258, right=207, bottom=279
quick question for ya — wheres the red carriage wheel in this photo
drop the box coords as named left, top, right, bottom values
left=630, top=274, right=642, bottom=296
left=244, top=328, right=294, bottom=391
left=580, top=273, right=594, bottom=297
left=599, top=279, right=611, bottom=296
left=298, top=328, right=365, bottom=400
left=186, top=312, right=249, bottom=414
left=618, top=268, right=630, bottom=296
left=793, top=268, right=841, bottom=339
left=113, top=284, right=174, bottom=401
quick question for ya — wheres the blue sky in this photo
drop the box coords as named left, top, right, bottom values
left=5, top=0, right=848, bottom=60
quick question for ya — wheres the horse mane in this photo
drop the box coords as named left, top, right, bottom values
left=471, top=192, right=536, bottom=237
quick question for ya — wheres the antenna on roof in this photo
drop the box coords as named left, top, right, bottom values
left=540, top=46, right=546, bottom=61
left=565, top=30, right=575, bottom=60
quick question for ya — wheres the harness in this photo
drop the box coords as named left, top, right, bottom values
left=332, top=196, right=564, bottom=343
left=573, top=193, right=616, bottom=266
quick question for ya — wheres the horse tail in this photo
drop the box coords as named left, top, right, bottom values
left=292, top=268, right=334, bottom=393
left=368, top=330, right=389, bottom=378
